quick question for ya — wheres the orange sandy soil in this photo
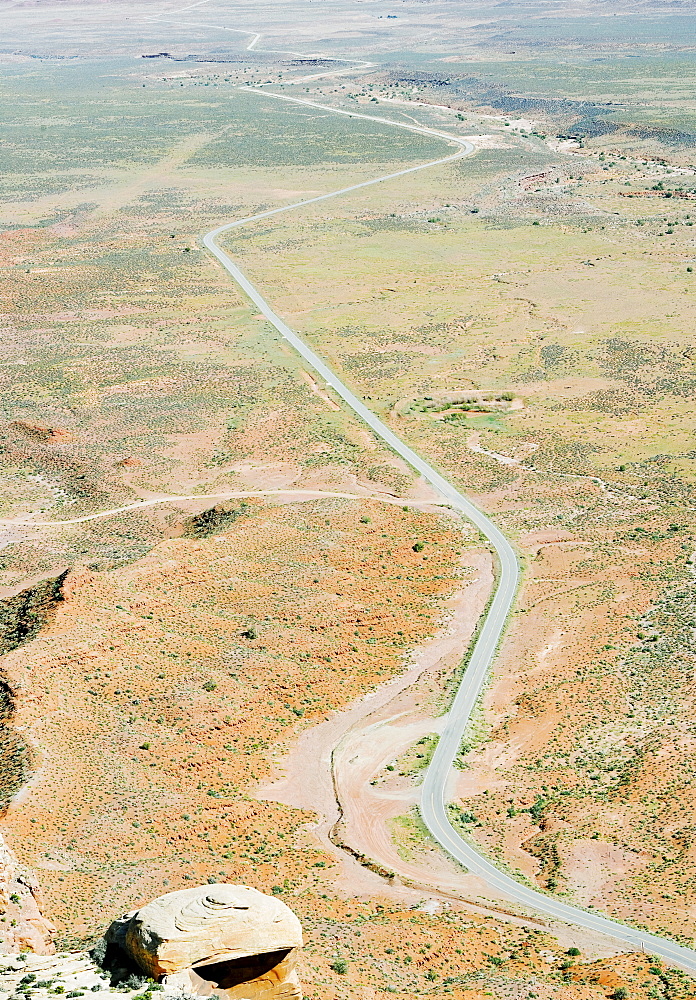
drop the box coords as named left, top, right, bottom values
left=1, top=496, right=685, bottom=997
left=0, top=497, right=464, bottom=942
left=297, top=903, right=695, bottom=1000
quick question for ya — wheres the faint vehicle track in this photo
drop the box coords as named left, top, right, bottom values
left=0, top=488, right=449, bottom=528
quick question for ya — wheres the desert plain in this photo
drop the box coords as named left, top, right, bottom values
left=0, top=1, right=695, bottom=997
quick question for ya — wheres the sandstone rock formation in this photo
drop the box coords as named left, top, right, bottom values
left=109, top=884, right=302, bottom=999
left=0, top=834, right=55, bottom=955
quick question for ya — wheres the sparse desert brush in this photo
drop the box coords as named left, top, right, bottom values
left=1, top=497, right=464, bottom=938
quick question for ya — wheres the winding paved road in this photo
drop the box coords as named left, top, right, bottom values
left=202, top=89, right=696, bottom=972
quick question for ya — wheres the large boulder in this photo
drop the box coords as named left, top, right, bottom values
left=109, top=884, right=302, bottom=998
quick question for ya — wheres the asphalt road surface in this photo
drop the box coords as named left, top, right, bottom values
left=203, top=90, right=696, bottom=972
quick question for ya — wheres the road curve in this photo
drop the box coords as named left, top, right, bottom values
left=202, top=93, right=696, bottom=969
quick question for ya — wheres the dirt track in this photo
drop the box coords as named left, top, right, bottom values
left=259, top=548, right=515, bottom=910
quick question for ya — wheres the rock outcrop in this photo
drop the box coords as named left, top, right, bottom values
left=0, top=569, right=70, bottom=811
left=0, top=834, right=55, bottom=955
left=0, top=569, right=68, bottom=658
left=107, top=884, right=302, bottom=999
left=181, top=503, right=250, bottom=540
